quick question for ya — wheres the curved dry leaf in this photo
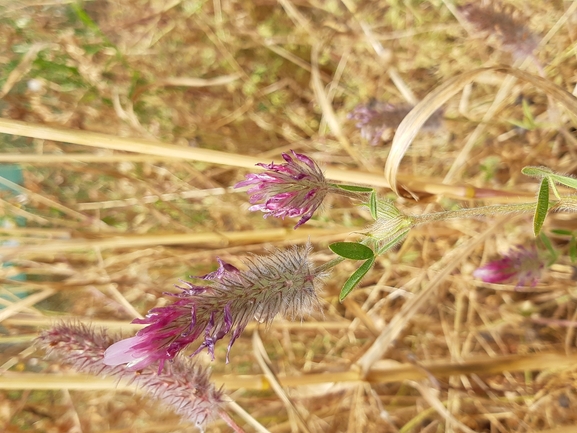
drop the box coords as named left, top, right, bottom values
left=384, top=65, right=577, bottom=195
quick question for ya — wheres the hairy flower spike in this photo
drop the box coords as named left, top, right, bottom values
left=473, top=246, right=545, bottom=287
left=458, top=2, right=538, bottom=59
left=235, top=150, right=330, bottom=229
left=37, top=323, right=224, bottom=431
left=103, top=243, right=325, bottom=371
left=348, top=101, right=443, bottom=146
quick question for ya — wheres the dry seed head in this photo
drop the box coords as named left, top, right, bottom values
left=37, top=323, right=224, bottom=430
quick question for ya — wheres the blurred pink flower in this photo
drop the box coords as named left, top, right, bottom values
left=104, top=243, right=325, bottom=371
left=473, top=246, right=544, bottom=286
left=235, top=150, right=330, bottom=229
left=348, top=101, right=443, bottom=146
left=458, top=3, right=538, bottom=59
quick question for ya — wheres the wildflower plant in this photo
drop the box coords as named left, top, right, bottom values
left=27, top=5, right=577, bottom=431
left=37, top=147, right=577, bottom=430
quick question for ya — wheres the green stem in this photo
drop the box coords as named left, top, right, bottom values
left=316, top=256, right=346, bottom=274
left=411, top=202, right=539, bottom=225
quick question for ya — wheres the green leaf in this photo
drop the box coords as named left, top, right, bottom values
left=369, top=191, right=378, bottom=220
left=329, top=242, right=374, bottom=260
left=521, top=166, right=553, bottom=178
left=339, top=257, right=375, bottom=301
left=570, top=236, right=577, bottom=263
left=377, top=229, right=410, bottom=255
left=335, top=184, right=374, bottom=193
left=522, top=166, right=577, bottom=192
left=533, top=178, right=549, bottom=236
left=550, top=229, right=573, bottom=236
left=548, top=173, right=577, bottom=191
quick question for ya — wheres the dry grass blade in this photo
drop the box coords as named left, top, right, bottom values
left=225, top=401, right=271, bottom=433
left=0, top=228, right=350, bottom=255
left=0, top=118, right=260, bottom=168
left=156, top=73, right=242, bottom=87
left=310, top=45, right=362, bottom=167
left=252, top=330, right=313, bottom=433
left=0, top=289, right=55, bottom=323
left=0, top=175, right=94, bottom=224
left=0, top=117, right=536, bottom=199
left=5, top=351, right=577, bottom=390
left=408, top=381, right=477, bottom=433
left=0, top=154, right=180, bottom=163
left=385, top=65, right=577, bottom=194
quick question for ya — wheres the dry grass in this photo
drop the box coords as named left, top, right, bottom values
left=1, top=0, right=577, bottom=432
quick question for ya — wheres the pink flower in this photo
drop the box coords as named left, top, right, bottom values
left=235, top=150, right=329, bottom=229
left=473, top=246, right=545, bottom=286
left=104, top=243, right=325, bottom=371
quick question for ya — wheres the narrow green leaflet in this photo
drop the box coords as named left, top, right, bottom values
left=522, top=166, right=577, bottom=191
left=369, top=191, right=378, bottom=220
left=550, top=229, right=573, bottom=236
left=335, top=184, right=374, bottom=193
left=329, top=242, right=374, bottom=260
left=339, top=257, right=375, bottom=301
left=377, top=229, right=410, bottom=255
left=547, top=173, right=577, bottom=191
left=521, top=166, right=553, bottom=178
left=533, top=178, right=549, bottom=236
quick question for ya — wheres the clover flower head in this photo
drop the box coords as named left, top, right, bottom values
left=235, top=150, right=329, bottom=229
left=103, top=243, right=325, bottom=371
left=473, top=246, right=545, bottom=287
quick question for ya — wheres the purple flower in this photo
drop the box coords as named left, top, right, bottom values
left=37, top=323, right=224, bottom=430
left=104, top=243, right=325, bottom=371
left=348, top=101, right=443, bottom=146
left=235, top=150, right=329, bottom=229
left=473, top=246, right=545, bottom=286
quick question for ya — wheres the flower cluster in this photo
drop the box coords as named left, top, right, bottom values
left=103, top=243, right=325, bottom=371
left=348, top=101, right=443, bottom=146
left=235, top=150, right=330, bottom=229
left=37, top=323, right=224, bottom=430
left=473, top=246, right=545, bottom=287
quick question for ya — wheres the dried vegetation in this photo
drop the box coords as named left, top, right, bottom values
left=1, top=0, right=577, bottom=432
